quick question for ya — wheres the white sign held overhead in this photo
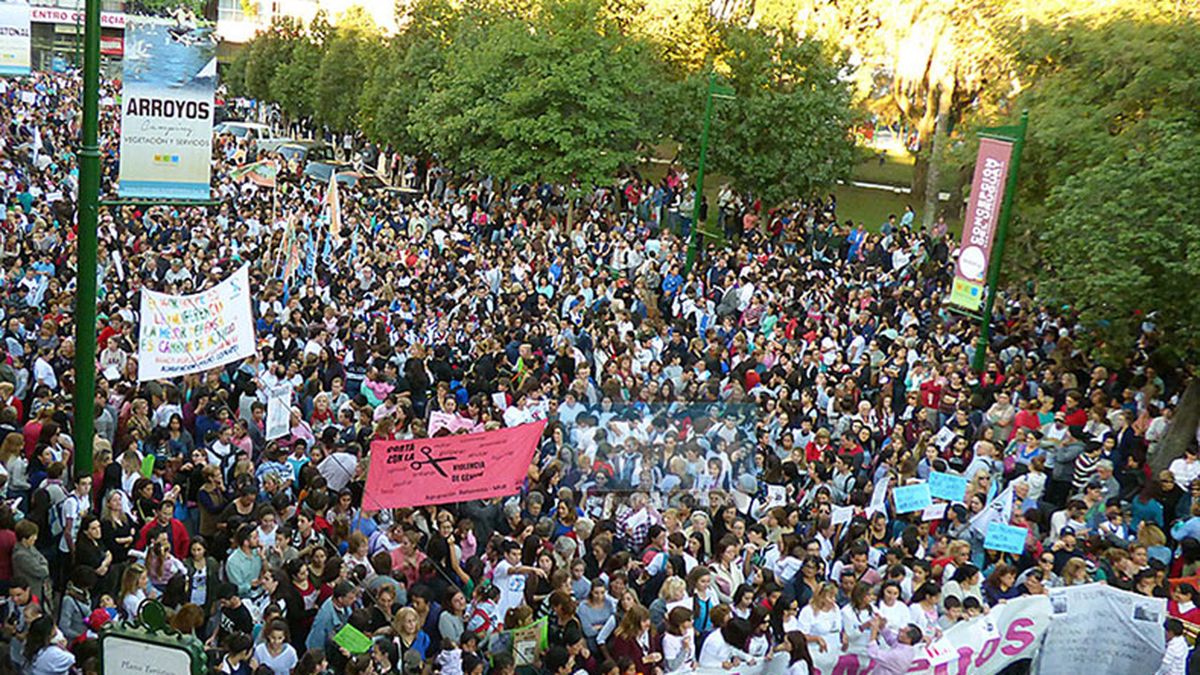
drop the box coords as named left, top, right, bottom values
left=137, top=265, right=256, bottom=380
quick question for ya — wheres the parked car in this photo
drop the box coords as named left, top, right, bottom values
left=303, top=161, right=399, bottom=192
left=212, top=121, right=272, bottom=141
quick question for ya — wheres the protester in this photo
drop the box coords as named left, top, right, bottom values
left=0, top=68, right=1188, bottom=675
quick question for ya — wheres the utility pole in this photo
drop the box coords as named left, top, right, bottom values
left=73, top=0, right=100, bottom=477
left=971, top=111, right=1028, bottom=374
left=684, top=72, right=733, bottom=275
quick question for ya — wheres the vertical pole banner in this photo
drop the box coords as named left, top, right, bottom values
left=0, top=1, right=31, bottom=76
left=118, top=17, right=216, bottom=199
left=949, top=137, right=1013, bottom=311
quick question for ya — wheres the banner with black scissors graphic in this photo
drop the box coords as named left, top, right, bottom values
left=363, top=420, right=546, bottom=509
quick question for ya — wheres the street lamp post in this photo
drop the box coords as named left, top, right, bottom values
left=684, top=72, right=733, bottom=275
left=73, top=0, right=101, bottom=476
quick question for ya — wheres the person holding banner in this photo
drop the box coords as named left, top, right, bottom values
left=2, top=62, right=1196, bottom=675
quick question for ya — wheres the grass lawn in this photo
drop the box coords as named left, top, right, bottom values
left=638, top=142, right=961, bottom=243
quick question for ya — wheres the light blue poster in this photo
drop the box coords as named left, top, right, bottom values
left=929, top=471, right=969, bottom=502
left=118, top=16, right=216, bottom=200
left=984, top=522, right=1027, bottom=554
left=892, top=483, right=932, bottom=514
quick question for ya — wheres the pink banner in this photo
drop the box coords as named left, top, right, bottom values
left=363, top=421, right=546, bottom=509
left=949, top=137, right=1014, bottom=311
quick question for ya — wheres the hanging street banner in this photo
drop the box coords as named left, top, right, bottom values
left=118, top=16, right=217, bottom=200
left=137, top=265, right=256, bottom=381
left=364, top=421, right=546, bottom=509
left=949, top=137, right=1014, bottom=311
left=0, top=1, right=31, bottom=76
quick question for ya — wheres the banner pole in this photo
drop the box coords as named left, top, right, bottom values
left=971, top=111, right=1028, bottom=374
left=73, top=0, right=101, bottom=477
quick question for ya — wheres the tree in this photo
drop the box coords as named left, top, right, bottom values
left=241, top=17, right=305, bottom=102
left=411, top=0, right=667, bottom=189
left=669, top=25, right=859, bottom=207
left=312, top=7, right=379, bottom=131
left=1040, top=121, right=1200, bottom=471
left=358, top=0, right=462, bottom=152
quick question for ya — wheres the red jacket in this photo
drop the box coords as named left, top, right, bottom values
left=135, top=517, right=190, bottom=560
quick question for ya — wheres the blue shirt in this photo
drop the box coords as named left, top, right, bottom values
left=306, top=597, right=351, bottom=651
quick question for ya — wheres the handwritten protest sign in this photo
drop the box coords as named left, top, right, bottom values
left=984, top=521, right=1027, bottom=554
left=929, top=471, right=968, bottom=502
left=266, top=393, right=290, bottom=441
left=922, top=503, right=948, bottom=521
left=333, top=624, right=373, bottom=654
left=831, top=505, right=854, bottom=526
left=137, top=265, right=255, bottom=380
left=364, top=421, right=545, bottom=509
left=867, top=475, right=890, bottom=515
left=893, top=483, right=933, bottom=513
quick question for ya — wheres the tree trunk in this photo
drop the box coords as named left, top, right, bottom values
left=921, top=111, right=947, bottom=232
left=944, top=163, right=972, bottom=221
left=1150, top=377, right=1200, bottom=474
left=922, top=84, right=953, bottom=232
left=911, top=155, right=928, bottom=205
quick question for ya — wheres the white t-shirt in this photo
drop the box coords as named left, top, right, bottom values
left=492, top=559, right=527, bottom=618
left=797, top=605, right=842, bottom=642
left=252, top=643, right=298, bottom=675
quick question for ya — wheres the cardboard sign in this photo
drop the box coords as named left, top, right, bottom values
left=831, top=505, right=854, bottom=526
left=893, top=483, right=933, bottom=514
left=333, top=624, right=373, bottom=654
left=929, top=471, right=968, bottom=502
left=983, top=521, right=1027, bottom=555
left=364, top=421, right=545, bottom=509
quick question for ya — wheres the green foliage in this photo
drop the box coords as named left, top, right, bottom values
left=312, top=9, right=379, bottom=131
left=1041, top=120, right=1200, bottom=362
left=124, top=0, right=205, bottom=16
left=241, top=17, right=304, bottom=102
left=222, top=48, right=248, bottom=97
left=358, top=0, right=461, bottom=152
left=1000, top=15, right=1200, bottom=230
left=670, top=25, right=860, bottom=206
left=411, top=0, right=668, bottom=187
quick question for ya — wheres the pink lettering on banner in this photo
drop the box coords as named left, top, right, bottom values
left=363, top=421, right=545, bottom=509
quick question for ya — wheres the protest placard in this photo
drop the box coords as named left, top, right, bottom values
left=137, top=265, right=255, bottom=380
left=893, top=483, right=933, bottom=513
left=929, top=471, right=968, bottom=502
left=364, top=421, right=545, bottom=509
left=984, top=521, right=1027, bottom=554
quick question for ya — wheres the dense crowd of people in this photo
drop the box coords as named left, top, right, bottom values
left=0, top=69, right=1194, bottom=675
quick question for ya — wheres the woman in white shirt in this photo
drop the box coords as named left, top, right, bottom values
left=875, top=581, right=911, bottom=630
left=661, top=606, right=696, bottom=672
left=252, top=621, right=298, bottom=675
left=782, top=631, right=816, bottom=675
left=908, top=582, right=943, bottom=639
left=698, top=619, right=755, bottom=669
left=841, top=583, right=877, bottom=654
left=796, top=582, right=842, bottom=654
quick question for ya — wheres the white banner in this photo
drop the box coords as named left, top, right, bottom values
left=137, top=265, right=255, bottom=380
left=265, top=392, right=290, bottom=441
left=1034, top=583, right=1166, bottom=675
left=119, top=17, right=216, bottom=200
left=670, top=595, right=1051, bottom=675
left=0, top=1, right=31, bottom=77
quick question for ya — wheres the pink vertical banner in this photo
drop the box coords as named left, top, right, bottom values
left=949, top=137, right=1014, bottom=312
left=363, top=420, right=546, bottom=509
